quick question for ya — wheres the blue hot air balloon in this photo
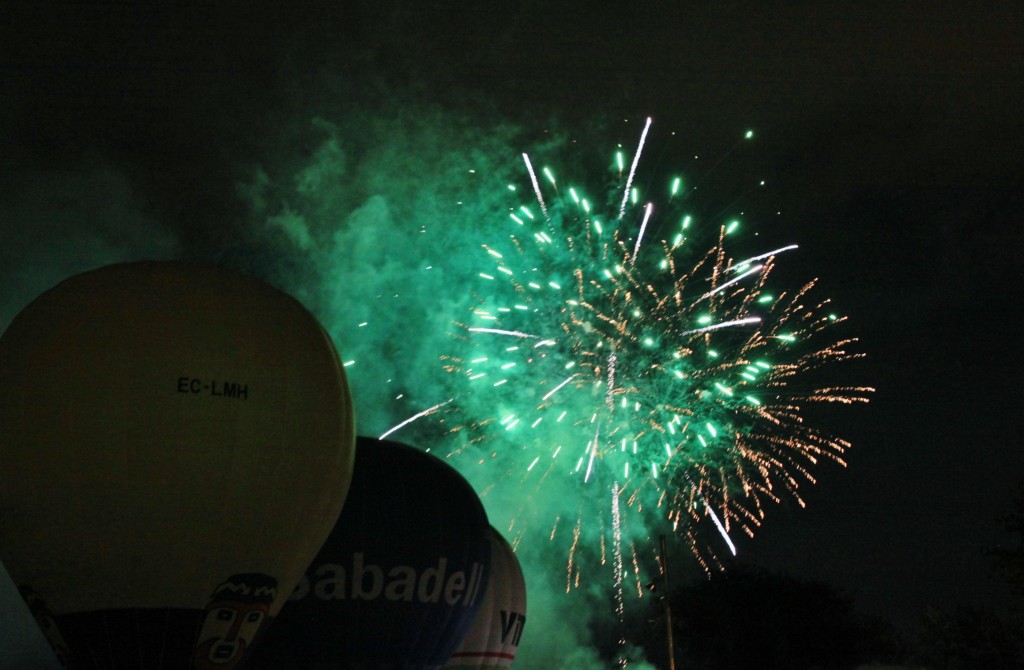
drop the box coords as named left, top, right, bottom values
left=444, top=527, right=527, bottom=669
left=0, top=262, right=356, bottom=669
left=248, top=436, right=492, bottom=670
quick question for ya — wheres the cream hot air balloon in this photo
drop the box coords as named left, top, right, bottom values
left=0, top=261, right=356, bottom=669
left=444, top=527, right=527, bottom=669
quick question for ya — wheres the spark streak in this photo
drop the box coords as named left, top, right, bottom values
left=706, top=502, right=737, bottom=556
left=543, top=375, right=579, bottom=401
left=380, top=399, right=454, bottom=440
left=630, top=203, right=654, bottom=264
left=680, top=316, right=762, bottom=335
left=468, top=327, right=542, bottom=339
left=618, top=117, right=651, bottom=219
left=523, top=153, right=548, bottom=218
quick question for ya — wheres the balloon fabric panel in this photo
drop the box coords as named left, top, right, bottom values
left=0, top=262, right=356, bottom=669
left=248, top=437, right=491, bottom=670
left=444, top=527, right=527, bottom=669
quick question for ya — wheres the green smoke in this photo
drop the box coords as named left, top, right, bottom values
left=0, top=160, right=180, bottom=330
left=233, top=99, right=654, bottom=667
left=236, top=106, right=521, bottom=431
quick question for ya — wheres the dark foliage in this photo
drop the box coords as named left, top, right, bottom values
left=911, top=605, right=1024, bottom=670
left=635, top=565, right=903, bottom=670
left=987, top=489, right=1024, bottom=595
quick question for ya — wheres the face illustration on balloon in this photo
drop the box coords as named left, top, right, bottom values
left=194, top=574, right=277, bottom=669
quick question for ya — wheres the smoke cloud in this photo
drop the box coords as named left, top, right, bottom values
left=0, top=157, right=179, bottom=329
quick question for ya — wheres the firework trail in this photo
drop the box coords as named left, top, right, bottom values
left=387, top=118, right=872, bottom=577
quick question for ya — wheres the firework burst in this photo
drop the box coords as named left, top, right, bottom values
left=389, top=118, right=871, bottom=575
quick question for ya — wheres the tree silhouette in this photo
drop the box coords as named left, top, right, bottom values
left=988, top=489, right=1024, bottom=595
left=636, top=565, right=901, bottom=670
left=912, top=605, right=1024, bottom=670
left=907, top=491, right=1024, bottom=669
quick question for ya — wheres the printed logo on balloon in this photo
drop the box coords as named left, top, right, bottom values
left=193, top=574, right=277, bottom=669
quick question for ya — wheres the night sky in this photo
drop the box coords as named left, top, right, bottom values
left=2, top=1, right=1022, bottom=668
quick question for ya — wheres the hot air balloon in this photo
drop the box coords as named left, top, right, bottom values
left=247, top=436, right=491, bottom=670
left=0, top=261, right=356, bottom=669
left=444, top=527, right=527, bottom=669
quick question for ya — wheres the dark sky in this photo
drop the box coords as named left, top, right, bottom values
left=1, top=1, right=1022, bottom=667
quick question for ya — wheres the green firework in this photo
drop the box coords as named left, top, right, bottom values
left=395, top=118, right=872, bottom=572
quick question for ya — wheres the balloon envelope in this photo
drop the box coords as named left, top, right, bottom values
left=0, top=262, right=356, bottom=668
left=444, top=527, right=527, bottom=669
left=248, top=436, right=491, bottom=670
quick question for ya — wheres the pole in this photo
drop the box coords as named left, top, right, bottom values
left=659, top=534, right=677, bottom=670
